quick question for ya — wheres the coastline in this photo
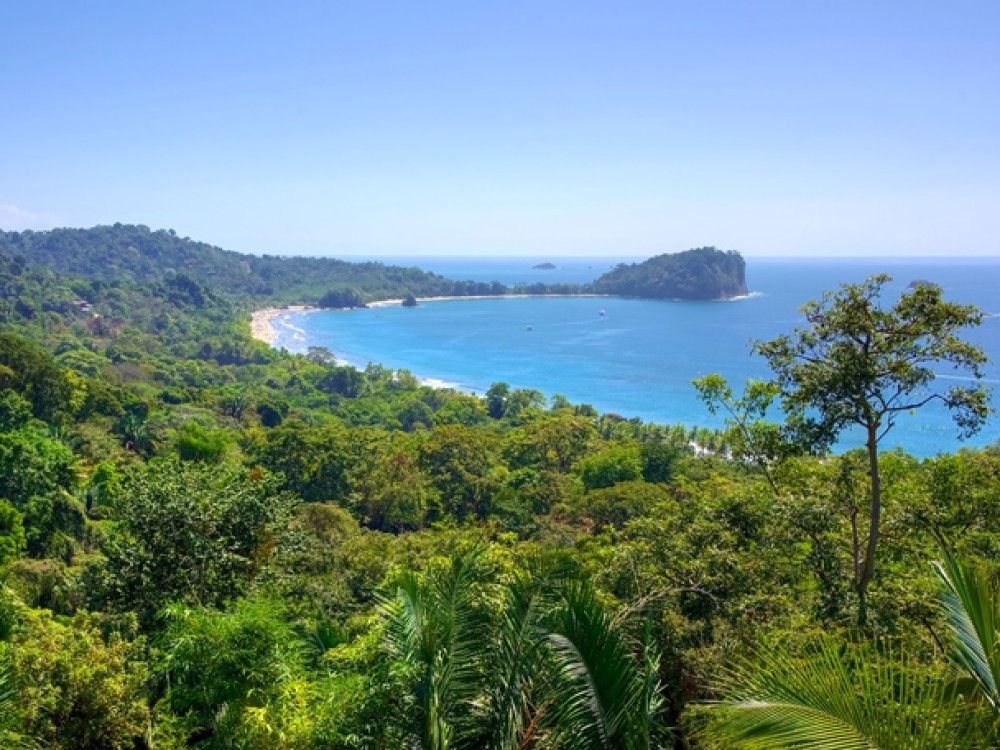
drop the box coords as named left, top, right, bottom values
left=368, top=292, right=609, bottom=308
left=250, top=305, right=318, bottom=345
left=250, top=294, right=612, bottom=344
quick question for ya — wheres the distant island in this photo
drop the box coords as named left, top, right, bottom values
left=590, top=247, right=747, bottom=300
left=533, top=262, right=557, bottom=270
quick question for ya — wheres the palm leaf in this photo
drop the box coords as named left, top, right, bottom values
left=431, top=551, right=488, bottom=746
left=379, top=551, right=487, bottom=750
left=934, top=547, right=1000, bottom=712
left=0, top=659, right=15, bottom=720
left=381, top=570, right=438, bottom=665
left=542, top=581, right=648, bottom=750
left=637, top=621, right=666, bottom=749
left=698, top=637, right=985, bottom=749
left=477, top=569, right=552, bottom=750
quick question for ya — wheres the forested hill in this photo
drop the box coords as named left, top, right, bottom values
left=590, top=247, right=748, bottom=300
left=0, top=224, right=478, bottom=303
left=2, top=226, right=1000, bottom=746
left=0, top=225, right=746, bottom=306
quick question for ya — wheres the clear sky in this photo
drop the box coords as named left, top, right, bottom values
left=2, top=1, right=997, bottom=258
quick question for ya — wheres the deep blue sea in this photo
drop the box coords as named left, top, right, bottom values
left=271, top=256, right=1000, bottom=457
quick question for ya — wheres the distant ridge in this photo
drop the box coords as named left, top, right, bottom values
left=0, top=224, right=474, bottom=303
left=0, top=225, right=746, bottom=305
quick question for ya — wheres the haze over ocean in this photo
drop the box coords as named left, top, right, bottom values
left=272, top=257, right=1000, bottom=457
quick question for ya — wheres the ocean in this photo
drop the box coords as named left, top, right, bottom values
left=271, top=256, right=1000, bottom=457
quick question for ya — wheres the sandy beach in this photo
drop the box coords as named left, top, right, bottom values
left=250, top=299, right=449, bottom=344
left=250, top=305, right=316, bottom=345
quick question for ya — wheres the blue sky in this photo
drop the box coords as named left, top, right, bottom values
left=2, top=1, right=997, bottom=257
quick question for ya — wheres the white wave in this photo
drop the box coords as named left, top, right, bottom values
left=722, top=291, right=764, bottom=302
left=279, top=318, right=308, bottom=335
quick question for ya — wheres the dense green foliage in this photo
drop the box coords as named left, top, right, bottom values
left=755, top=274, right=989, bottom=621
left=0, top=225, right=997, bottom=747
left=591, top=247, right=747, bottom=300
left=696, top=545, right=1000, bottom=747
left=0, top=224, right=460, bottom=302
left=0, top=224, right=590, bottom=306
left=3, top=225, right=752, bottom=308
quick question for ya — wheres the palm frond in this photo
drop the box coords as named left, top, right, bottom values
left=698, top=637, right=985, bottom=749
left=637, top=621, right=666, bottom=749
left=380, top=570, right=434, bottom=664
left=478, top=569, right=552, bottom=750
left=0, top=658, right=15, bottom=719
left=379, top=551, right=488, bottom=750
left=934, top=548, right=1000, bottom=712
left=543, top=581, right=646, bottom=750
left=432, top=551, right=489, bottom=746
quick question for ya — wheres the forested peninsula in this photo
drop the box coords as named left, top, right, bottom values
left=0, top=224, right=578, bottom=304
left=0, top=226, right=746, bottom=304
left=0, top=223, right=998, bottom=748
left=591, top=247, right=748, bottom=300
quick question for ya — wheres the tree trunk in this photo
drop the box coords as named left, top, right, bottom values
left=856, top=422, right=881, bottom=625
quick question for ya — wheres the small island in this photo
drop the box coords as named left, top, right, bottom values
left=590, top=247, right=747, bottom=300
left=533, top=262, right=557, bottom=270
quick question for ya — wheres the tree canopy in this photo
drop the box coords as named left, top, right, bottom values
left=753, top=274, right=990, bottom=617
left=0, top=228, right=999, bottom=747
left=591, top=247, right=747, bottom=300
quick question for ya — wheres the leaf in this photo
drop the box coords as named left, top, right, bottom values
left=934, top=547, right=1000, bottom=712
left=697, top=636, right=988, bottom=749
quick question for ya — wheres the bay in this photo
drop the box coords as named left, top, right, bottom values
left=271, top=256, right=1000, bottom=457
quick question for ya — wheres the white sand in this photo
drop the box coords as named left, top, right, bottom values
left=250, top=305, right=317, bottom=344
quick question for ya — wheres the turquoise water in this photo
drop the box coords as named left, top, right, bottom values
left=272, top=257, right=1000, bottom=456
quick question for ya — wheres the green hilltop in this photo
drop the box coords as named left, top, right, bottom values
left=591, top=246, right=747, bottom=300
left=0, top=224, right=498, bottom=304
left=1, top=225, right=748, bottom=306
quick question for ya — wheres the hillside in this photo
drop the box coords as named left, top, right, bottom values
left=0, top=224, right=469, bottom=303
left=590, top=247, right=748, bottom=300
left=0, top=226, right=746, bottom=306
left=0, top=230, right=997, bottom=747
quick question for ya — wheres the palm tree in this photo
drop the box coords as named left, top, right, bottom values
left=116, top=413, right=153, bottom=454
left=380, top=553, right=665, bottom=750
left=542, top=581, right=663, bottom=750
left=381, top=553, right=484, bottom=750
left=696, top=546, right=1000, bottom=748
left=472, top=568, right=553, bottom=750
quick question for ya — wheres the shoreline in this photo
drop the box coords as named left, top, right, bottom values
left=250, top=305, right=318, bottom=345
left=249, top=291, right=753, bottom=347
left=250, top=293, right=613, bottom=345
